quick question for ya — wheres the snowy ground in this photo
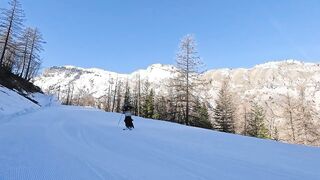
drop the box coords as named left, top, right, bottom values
left=0, top=86, right=39, bottom=116
left=0, top=88, right=320, bottom=180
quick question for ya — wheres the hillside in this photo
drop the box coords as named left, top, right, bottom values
left=0, top=86, right=57, bottom=118
left=33, top=60, right=320, bottom=145
left=0, top=68, right=41, bottom=94
left=0, top=87, right=320, bottom=180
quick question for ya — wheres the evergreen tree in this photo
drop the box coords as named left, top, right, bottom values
left=213, top=80, right=236, bottom=133
left=111, top=77, right=119, bottom=112
left=140, top=79, right=150, bottom=117
left=153, top=96, right=167, bottom=120
left=166, top=86, right=180, bottom=122
left=190, top=99, right=212, bottom=129
left=123, top=81, right=132, bottom=108
left=115, top=82, right=122, bottom=113
left=143, top=89, right=155, bottom=118
left=132, top=73, right=142, bottom=116
left=247, top=102, right=270, bottom=139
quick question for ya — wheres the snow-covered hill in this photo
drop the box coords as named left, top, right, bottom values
left=0, top=86, right=320, bottom=179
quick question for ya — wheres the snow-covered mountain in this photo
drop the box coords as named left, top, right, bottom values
left=33, top=59, right=320, bottom=145
left=34, top=60, right=320, bottom=100
left=34, top=63, right=176, bottom=98
left=33, top=59, right=320, bottom=112
left=0, top=85, right=319, bottom=180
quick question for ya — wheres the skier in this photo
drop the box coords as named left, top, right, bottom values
left=123, top=105, right=134, bottom=130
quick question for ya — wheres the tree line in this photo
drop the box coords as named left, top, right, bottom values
left=0, top=0, right=44, bottom=81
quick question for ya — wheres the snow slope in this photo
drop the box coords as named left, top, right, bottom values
left=0, top=89, right=320, bottom=179
left=0, top=86, right=58, bottom=117
left=0, top=86, right=39, bottom=116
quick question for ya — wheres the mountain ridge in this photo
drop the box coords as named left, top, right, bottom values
left=45, top=59, right=320, bottom=76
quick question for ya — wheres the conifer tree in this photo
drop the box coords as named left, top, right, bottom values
left=0, top=0, right=24, bottom=68
left=247, top=102, right=270, bottom=139
left=24, top=27, right=44, bottom=80
left=18, top=27, right=32, bottom=77
left=140, top=79, right=150, bottom=117
left=115, top=81, right=122, bottom=113
left=190, top=99, right=212, bottom=129
left=154, top=96, right=167, bottom=120
left=143, top=89, right=155, bottom=118
left=213, top=79, right=236, bottom=133
left=172, top=34, right=204, bottom=125
left=123, top=81, right=132, bottom=108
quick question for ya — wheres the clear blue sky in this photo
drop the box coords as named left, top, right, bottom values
left=2, top=0, right=320, bottom=73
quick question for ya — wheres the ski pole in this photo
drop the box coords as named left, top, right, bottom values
left=117, top=114, right=124, bottom=126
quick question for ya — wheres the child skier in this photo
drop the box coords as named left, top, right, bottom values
left=123, top=105, right=134, bottom=130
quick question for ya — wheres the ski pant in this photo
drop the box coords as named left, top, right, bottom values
left=124, top=116, right=134, bottom=128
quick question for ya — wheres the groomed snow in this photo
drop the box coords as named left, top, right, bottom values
left=0, top=89, right=320, bottom=180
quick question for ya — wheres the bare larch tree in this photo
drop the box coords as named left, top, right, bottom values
left=0, top=0, right=24, bottom=68
left=172, top=34, right=203, bottom=125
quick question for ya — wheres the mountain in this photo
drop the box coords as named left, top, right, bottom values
left=34, top=63, right=176, bottom=98
left=0, top=86, right=319, bottom=180
left=34, top=60, right=320, bottom=100
left=33, top=60, right=320, bottom=146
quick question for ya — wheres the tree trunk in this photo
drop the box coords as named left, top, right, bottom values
left=0, top=1, right=16, bottom=66
left=20, top=38, right=29, bottom=77
left=111, top=79, right=118, bottom=112
left=185, top=43, right=190, bottom=125
left=25, top=31, right=36, bottom=80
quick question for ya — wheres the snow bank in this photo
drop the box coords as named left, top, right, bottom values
left=0, top=86, right=39, bottom=116
left=28, top=93, right=60, bottom=107
left=0, top=86, right=59, bottom=118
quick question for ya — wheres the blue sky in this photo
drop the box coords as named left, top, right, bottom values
left=1, top=0, right=320, bottom=73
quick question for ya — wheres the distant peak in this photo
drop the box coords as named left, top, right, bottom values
left=149, top=63, right=164, bottom=67
left=254, top=59, right=312, bottom=69
left=58, top=65, right=86, bottom=71
left=147, top=63, right=174, bottom=69
left=64, top=65, right=78, bottom=69
left=58, top=66, right=111, bottom=74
